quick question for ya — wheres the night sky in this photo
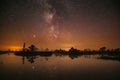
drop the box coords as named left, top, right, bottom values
left=0, top=0, right=120, bottom=50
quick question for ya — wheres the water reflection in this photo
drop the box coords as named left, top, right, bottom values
left=18, top=53, right=52, bottom=64
left=22, top=56, right=45, bottom=64
left=15, top=52, right=120, bottom=64
left=0, top=53, right=120, bottom=80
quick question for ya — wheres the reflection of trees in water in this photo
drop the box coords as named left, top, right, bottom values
left=17, top=46, right=120, bottom=63
left=22, top=56, right=25, bottom=64
left=22, top=56, right=37, bottom=64
left=22, top=56, right=49, bottom=64
left=21, top=53, right=120, bottom=64
left=26, top=56, right=37, bottom=63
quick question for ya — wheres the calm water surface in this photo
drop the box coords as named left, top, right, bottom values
left=0, top=53, right=120, bottom=80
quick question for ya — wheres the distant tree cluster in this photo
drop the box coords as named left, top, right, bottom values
left=22, top=43, right=38, bottom=52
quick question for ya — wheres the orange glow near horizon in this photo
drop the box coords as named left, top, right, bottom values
left=8, top=46, right=22, bottom=51
left=61, top=43, right=75, bottom=51
left=0, top=0, right=120, bottom=51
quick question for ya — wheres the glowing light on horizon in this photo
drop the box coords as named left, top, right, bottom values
left=9, top=46, right=22, bottom=51
left=61, top=43, right=75, bottom=51
left=0, top=0, right=119, bottom=50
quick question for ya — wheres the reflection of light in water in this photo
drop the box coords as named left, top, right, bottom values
left=1, top=53, right=120, bottom=80
left=32, top=66, right=35, bottom=70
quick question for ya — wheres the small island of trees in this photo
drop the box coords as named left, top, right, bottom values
left=0, top=43, right=120, bottom=62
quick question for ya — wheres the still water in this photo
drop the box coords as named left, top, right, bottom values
left=0, top=53, right=120, bottom=80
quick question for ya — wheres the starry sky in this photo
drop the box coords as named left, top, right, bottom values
left=0, top=0, right=120, bottom=50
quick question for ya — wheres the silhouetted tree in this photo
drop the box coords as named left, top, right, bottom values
left=45, top=48, right=49, bottom=51
left=22, top=42, right=26, bottom=51
left=99, top=46, right=107, bottom=56
left=54, top=49, right=67, bottom=56
left=69, top=47, right=80, bottom=53
left=113, top=48, right=120, bottom=56
left=28, top=45, right=38, bottom=51
left=68, top=47, right=82, bottom=59
left=99, top=46, right=106, bottom=52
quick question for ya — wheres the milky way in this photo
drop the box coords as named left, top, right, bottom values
left=0, top=0, right=120, bottom=50
left=43, top=0, right=59, bottom=39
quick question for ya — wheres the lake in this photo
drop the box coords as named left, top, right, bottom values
left=0, top=53, right=120, bottom=80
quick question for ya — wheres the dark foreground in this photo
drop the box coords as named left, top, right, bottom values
left=0, top=47, right=120, bottom=80
left=0, top=51, right=120, bottom=80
